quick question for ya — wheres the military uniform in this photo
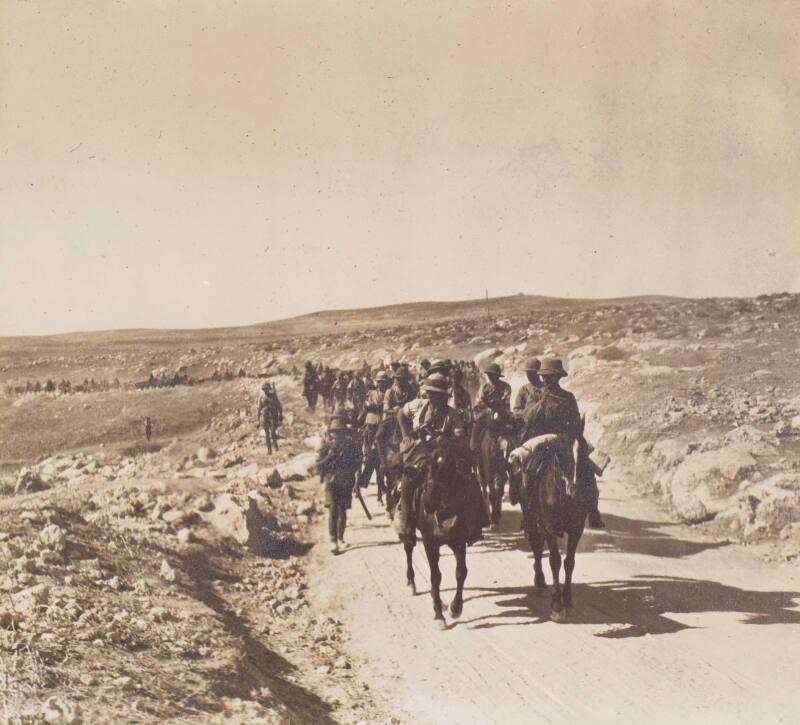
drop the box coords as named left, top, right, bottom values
left=317, top=430, right=362, bottom=550
left=258, top=388, right=282, bottom=454
left=302, top=364, right=319, bottom=411
left=359, top=386, right=387, bottom=498
left=522, top=359, right=602, bottom=524
left=476, top=378, right=512, bottom=411
left=470, top=373, right=512, bottom=452
left=395, top=375, right=487, bottom=544
left=347, top=376, right=367, bottom=414
left=332, top=375, right=349, bottom=407
left=513, top=382, right=542, bottom=416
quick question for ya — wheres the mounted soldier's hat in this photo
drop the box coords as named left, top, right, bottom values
left=524, top=357, right=541, bottom=372
left=329, top=421, right=350, bottom=432
left=422, top=372, right=449, bottom=396
left=539, top=358, right=567, bottom=377
left=482, top=362, right=504, bottom=377
left=375, top=371, right=389, bottom=382
left=428, top=359, right=449, bottom=375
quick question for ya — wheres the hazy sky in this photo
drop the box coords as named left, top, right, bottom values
left=2, top=1, right=799, bottom=335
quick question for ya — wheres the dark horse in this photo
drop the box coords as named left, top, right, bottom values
left=511, top=420, right=591, bottom=620
left=476, top=409, right=515, bottom=527
left=395, top=433, right=470, bottom=628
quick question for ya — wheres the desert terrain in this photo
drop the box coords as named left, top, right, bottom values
left=1, top=292, right=799, bottom=723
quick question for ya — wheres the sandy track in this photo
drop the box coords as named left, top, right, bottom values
left=309, top=473, right=800, bottom=725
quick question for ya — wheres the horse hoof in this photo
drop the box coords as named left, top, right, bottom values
left=407, top=582, right=417, bottom=595
left=449, top=603, right=463, bottom=619
left=434, top=617, right=447, bottom=630
left=550, top=608, right=566, bottom=622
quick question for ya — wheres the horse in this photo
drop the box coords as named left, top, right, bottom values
left=511, top=419, right=591, bottom=620
left=395, top=432, right=471, bottom=628
left=476, top=409, right=516, bottom=526
left=375, top=415, right=404, bottom=510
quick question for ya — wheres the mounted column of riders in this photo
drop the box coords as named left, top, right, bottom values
left=306, top=355, right=604, bottom=557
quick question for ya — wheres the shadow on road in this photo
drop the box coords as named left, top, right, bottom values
left=474, top=510, right=728, bottom=560
left=455, top=575, right=800, bottom=638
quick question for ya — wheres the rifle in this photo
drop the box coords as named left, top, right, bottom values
left=352, top=477, right=373, bottom=520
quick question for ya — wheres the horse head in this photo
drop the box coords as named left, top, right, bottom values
left=420, top=437, right=460, bottom=514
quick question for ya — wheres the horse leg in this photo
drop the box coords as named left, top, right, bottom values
left=492, top=472, right=504, bottom=525
left=546, top=533, right=564, bottom=620
left=423, top=538, right=445, bottom=625
left=563, top=528, right=581, bottom=610
left=526, top=519, right=546, bottom=590
left=449, top=543, right=467, bottom=618
left=404, top=541, right=416, bottom=594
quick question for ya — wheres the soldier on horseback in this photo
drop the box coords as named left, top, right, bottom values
left=395, top=373, right=487, bottom=544
left=469, top=362, right=512, bottom=453
left=449, top=365, right=472, bottom=415
left=521, top=358, right=604, bottom=529
left=513, top=357, right=543, bottom=414
left=375, top=366, right=416, bottom=498
left=358, top=370, right=392, bottom=503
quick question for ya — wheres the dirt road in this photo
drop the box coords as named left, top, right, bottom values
left=310, top=473, right=800, bottom=725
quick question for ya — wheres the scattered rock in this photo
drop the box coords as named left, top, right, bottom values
left=15, top=469, right=50, bottom=495
left=159, top=558, right=178, bottom=583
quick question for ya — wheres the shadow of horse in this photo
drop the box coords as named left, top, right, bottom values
left=451, top=575, right=800, bottom=638
left=476, top=510, right=728, bottom=560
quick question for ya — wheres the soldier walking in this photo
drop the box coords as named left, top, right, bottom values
left=317, top=414, right=362, bottom=554
left=257, top=383, right=283, bottom=455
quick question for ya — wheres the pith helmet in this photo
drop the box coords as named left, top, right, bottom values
left=539, top=358, right=567, bottom=378
left=482, top=362, right=503, bottom=377
left=422, top=373, right=450, bottom=395
left=375, top=371, right=389, bottom=382
left=428, top=359, right=449, bottom=374
left=524, top=357, right=541, bottom=372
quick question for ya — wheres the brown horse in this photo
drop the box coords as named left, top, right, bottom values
left=396, top=433, right=470, bottom=628
left=512, top=420, right=590, bottom=620
left=476, top=409, right=515, bottom=527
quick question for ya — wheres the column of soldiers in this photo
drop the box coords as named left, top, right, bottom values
left=313, top=353, right=604, bottom=551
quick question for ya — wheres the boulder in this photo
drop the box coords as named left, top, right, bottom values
left=15, top=469, right=50, bottom=495
left=39, top=524, right=66, bottom=554
left=665, top=443, right=758, bottom=516
left=195, top=446, right=217, bottom=463
left=473, top=348, right=502, bottom=368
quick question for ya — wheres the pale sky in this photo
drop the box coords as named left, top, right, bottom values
left=1, top=0, right=799, bottom=336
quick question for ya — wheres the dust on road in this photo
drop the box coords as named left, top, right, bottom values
left=309, top=474, right=800, bottom=725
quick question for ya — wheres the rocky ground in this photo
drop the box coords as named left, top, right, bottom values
left=1, top=292, right=799, bottom=722
left=0, top=377, right=391, bottom=724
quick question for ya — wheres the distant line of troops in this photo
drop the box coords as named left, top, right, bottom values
left=311, top=356, right=605, bottom=552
